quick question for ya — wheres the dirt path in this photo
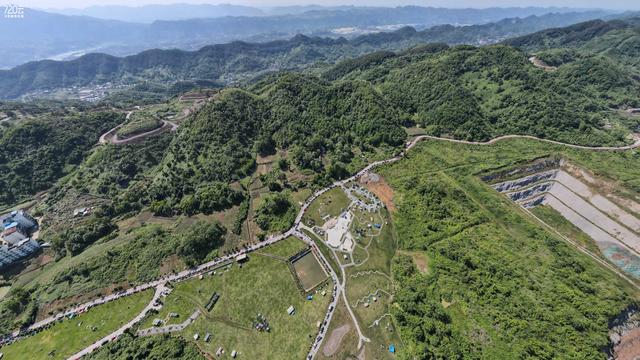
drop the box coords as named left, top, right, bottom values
left=322, top=324, right=351, bottom=357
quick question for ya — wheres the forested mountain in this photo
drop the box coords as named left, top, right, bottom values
left=0, top=11, right=618, bottom=100
left=504, top=18, right=634, bottom=50
left=50, top=5, right=582, bottom=24
left=137, top=40, right=639, bottom=212
left=3, top=6, right=600, bottom=69
left=1, top=14, right=640, bottom=355
left=0, top=111, right=122, bottom=207
left=504, top=17, right=640, bottom=70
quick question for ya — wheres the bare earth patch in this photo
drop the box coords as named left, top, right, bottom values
left=158, top=254, right=184, bottom=275
left=529, top=56, right=557, bottom=71
left=323, top=324, right=352, bottom=357
left=613, top=327, right=640, bottom=360
left=397, top=250, right=428, bottom=273
left=360, top=173, right=396, bottom=212
left=564, top=163, right=640, bottom=215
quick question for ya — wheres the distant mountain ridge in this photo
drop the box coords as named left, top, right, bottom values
left=0, top=6, right=615, bottom=69
left=0, top=11, right=623, bottom=100
left=50, top=3, right=267, bottom=23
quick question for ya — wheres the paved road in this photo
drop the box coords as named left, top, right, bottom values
left=68, top=284, right=167, bottom=360
left=5, top=131, right=640, bottom=358
left=409, top=133, right=640, bottom=152
left=98, top=111, right=131, bottom=144
left=294, top=230, right=342, bottom=360
left=100, top=120, right=177, bottom=145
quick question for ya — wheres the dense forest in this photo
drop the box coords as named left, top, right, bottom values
left=0, top=111, right=122, bottom=208
left=148, top=75, right=405, bottom=210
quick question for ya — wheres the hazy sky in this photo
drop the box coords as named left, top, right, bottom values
left=14, top=0, right=640, bottom=10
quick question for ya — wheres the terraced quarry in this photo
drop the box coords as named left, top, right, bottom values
left=487, top=158, right=640, bottom=278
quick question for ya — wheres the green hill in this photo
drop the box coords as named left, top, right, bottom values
left=141, top=41, right=640, bottom=211
left=0, top=111, right=122, bottom=208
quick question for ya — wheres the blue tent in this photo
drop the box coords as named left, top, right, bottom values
left=307, top=295, right=313, bottom=300
left=389, top=344, right=395, bottom=353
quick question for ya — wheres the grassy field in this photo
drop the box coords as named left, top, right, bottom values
left=302, top=228, right=342, bottom=280
left=376, top=138, right=640, bottom=358
left=303, top=187, right=350, bottom=227
left=343, top=206, right=400, bottom=360
left=258, top=235, right=308, bottom=258
left=0, top=290, right=153, bottom=360
left=315, top=297, right=359, bottom=359
left=292, top=252, right=328, bottom=291
left=138, top=236, right=330, bottom=359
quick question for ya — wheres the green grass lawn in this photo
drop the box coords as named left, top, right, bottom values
left=258, top=235, right=308, bottom=258
left=139, top=236, right=330, bottom=359
left=292, top=252, right=328, bottom=291
left=302, top=228, right=342, bottom=280
left=0, top=290, right=153, bottom=360
left=303, top=187, right=351, bottom=227
left=344, top=224, right=399, bottom=360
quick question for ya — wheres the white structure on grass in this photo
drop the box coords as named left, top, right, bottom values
left=325, top=211, right=355, bottom=252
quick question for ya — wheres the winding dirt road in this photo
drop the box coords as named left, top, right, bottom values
left=98, top=112, right=179, bottom=146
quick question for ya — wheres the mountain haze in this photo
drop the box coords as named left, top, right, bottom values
left=0, top=6, right=614, bottom=69
left=0, top=11, right=619, bottom=99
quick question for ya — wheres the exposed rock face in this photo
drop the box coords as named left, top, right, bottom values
left=492, top=170, right=557, bottom=193
left=481, top=157, right=561, bottom=183
left=607, top=305, right=640, bottom=360
left=506, top=182, right=553, bottom=203
left=485, top=159, right=640, bottom=360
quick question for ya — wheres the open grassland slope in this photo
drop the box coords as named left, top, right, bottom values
left=0, top=290, right=153, bottom=360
